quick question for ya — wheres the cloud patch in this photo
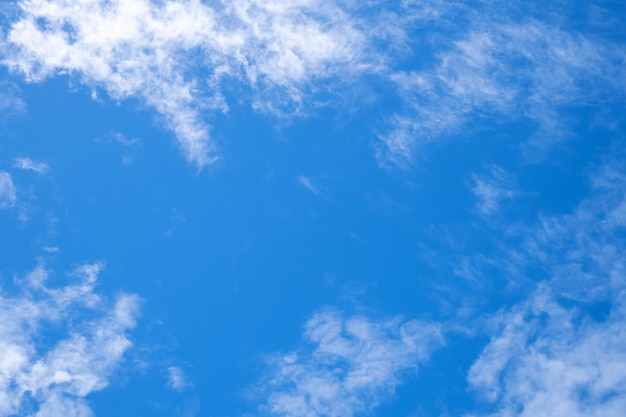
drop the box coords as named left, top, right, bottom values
left=468, top=288, right=626, bottom=417
left=257, top=308, right=443, bottom=417
left=167, top=366, right=190, bottom=392
left=0, top=262, right=140, bottom=417
left=13, top=157, right=48, bottom=174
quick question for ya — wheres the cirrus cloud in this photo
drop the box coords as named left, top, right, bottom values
left=3, top=0, right=374, bottom=168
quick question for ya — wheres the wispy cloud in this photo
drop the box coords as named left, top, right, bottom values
left=0, top=171, right=17, bottom=209
left=167, top=366, right=190, bottom=392
left=96, top=131, right=143, bottom=165
left=0, top=80, right=26, bottom=117
left=97, top=132, right=143, bottom=149
left=256, top=308, right=443, bottom=417
left=0, top=261, right=140, bottom=417
left=379, top=18, right=626, bottom=166
left=466, top=151, right=626, bottom=416
left=3, top=2, right=624, bottom=170
left=297, top=176, right=320, bottom=196
left=468, top=287, right=626, bottom=417
left=13, top=157, right=48, bottom=173
left=3, top=0, right=377, bottom=168
left=471, top=166, right=516, bottom=216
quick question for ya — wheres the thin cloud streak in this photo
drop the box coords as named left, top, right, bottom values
left=13, top=157, right=48, bottom=173
left=297, top=176, right=320, bottom=196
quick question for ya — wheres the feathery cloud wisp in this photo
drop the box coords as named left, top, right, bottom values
left=379, top=20, right=626, bottom=166
left=4, top=0, right=372, bottom=168
left=257, top=308, right=443, bottom=417
left=467, top=153, right=626, bottom=417
left=0, top=262, right=140, bottom=417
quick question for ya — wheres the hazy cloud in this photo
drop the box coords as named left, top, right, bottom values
left=297, top=176, right=320, bottom=196
left=97, top=132, right=143, bottom=149
left=471, top=166, right=516, bottom=216
left=0, top=171, right=17, bottom=209
left=0, top=80, right=26, bottom=116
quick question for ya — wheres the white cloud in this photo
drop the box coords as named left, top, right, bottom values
left=466, top=154, right=626, bottom=416
left=3, top=0, right=373, bottom=168
left=257, top=308, right=443, bottom=417
left=468, top=287, right=626, bottom=417
left=0, top=261, right=140, bottom=417
left=0, top=171, right=17, bottom=209
left=13, top=157, right=49, bottom=173
left=379, top=20, right=626, bottom=166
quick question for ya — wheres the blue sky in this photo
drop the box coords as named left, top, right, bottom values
left=0, top=1, right=625, bottom=416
